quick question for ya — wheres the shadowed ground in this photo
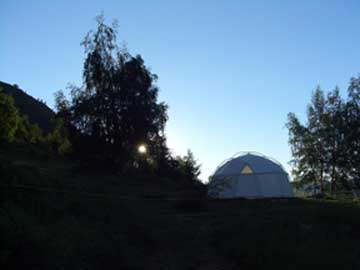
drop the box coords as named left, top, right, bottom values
left=1, top=145, right=360, bottom=270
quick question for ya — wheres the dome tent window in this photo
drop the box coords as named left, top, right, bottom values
left=241, top=165, right=253, bottom=174
left=208, top=152, right=294, bottom=199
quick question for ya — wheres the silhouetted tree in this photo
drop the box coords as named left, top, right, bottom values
left=307, top=87, right=327, bottom=193
left=286, top=87, right=329, bottom=194
left=56, top=15, right=169, bottom=170
left=345, top=76, right=360, bottom=189
left=323, top=88, right=346, bottom=193
left=286, top=112, right=317, bottom=193
left=169, top=150, right=202, bottom=182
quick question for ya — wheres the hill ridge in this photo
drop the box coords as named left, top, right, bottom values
left=0, top=80, right=55, bottom=132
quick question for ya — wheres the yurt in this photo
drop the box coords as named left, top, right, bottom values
left=208, top=152, right=294, bottom=199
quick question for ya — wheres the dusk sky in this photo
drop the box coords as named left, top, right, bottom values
left=1, top=0, right=360, bottom=181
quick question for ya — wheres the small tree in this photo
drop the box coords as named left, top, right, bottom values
left=0, top=89, right=20, bottom=142
left=15, top=114, right=44, bottom=144
left=286, top=112, right=318, bottom=192
left=307, top=87, right=327, bottom=194
left=175, top=150, right=201, bottom=182
left=323, top=88, right=346, bottom=193
left=46, top=118, right=72, bottom=155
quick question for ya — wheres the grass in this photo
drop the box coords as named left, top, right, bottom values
left=1, top=144, right=360, bottom=269
left=209, top=199, right=360, bottom=269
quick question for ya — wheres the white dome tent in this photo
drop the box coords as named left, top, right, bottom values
left=208, top=152, right=294, bottom=199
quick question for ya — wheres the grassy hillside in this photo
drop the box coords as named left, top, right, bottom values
left=0, top=81, right=55, bottom=133
left=1, top=144, right=360, bottom=270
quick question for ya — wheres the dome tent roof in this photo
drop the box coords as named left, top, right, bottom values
left=213, top=152, right=286, bottom=177
left=209, top=152, right=293, bottom=199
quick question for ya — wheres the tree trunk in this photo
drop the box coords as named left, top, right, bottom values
left=330, top=164, right=336, bottom=196
left=312, top=165, right=318, bottom=195
left=319, top=162, right=324, bottom=195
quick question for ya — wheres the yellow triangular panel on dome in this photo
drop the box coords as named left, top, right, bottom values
left=241, top=165, right=253, bottom=174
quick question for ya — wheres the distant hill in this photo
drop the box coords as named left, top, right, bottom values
left=0, top=81, right=55, bottom=133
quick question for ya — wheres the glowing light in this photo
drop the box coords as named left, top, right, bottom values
left=138, top=144, right=147, bottom=154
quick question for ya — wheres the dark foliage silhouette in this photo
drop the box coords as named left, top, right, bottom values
left=54, top=15, right=201, bottom=181
left=55, top=15, right=170, bottom=171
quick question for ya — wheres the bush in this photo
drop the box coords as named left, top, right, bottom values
left=0, top=90, right=20, bottom=142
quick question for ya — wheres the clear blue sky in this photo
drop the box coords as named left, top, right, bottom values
left=1, top=0, right=360, bottom=181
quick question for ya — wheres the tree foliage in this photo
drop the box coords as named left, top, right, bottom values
left=175, top=150, right=201, bottom=182
left=0, top=89, right=20, bottom=142
left=53, top=16, right=202, bottom=181
left=0, top=87, right=71, bottom=156
left=55, top=16, right=169, bottom=171
left=0, top=81, right=55, bottom=133
left=46, top=118, right=72, bottom=155
left=287, top=76, right=360, bottom=195
left=0, top=88, right=45, bottom=145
